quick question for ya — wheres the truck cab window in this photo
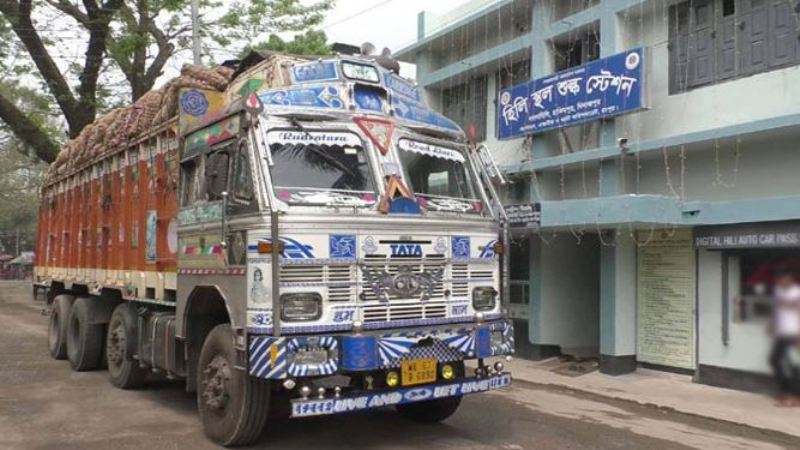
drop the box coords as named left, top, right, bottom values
left=180, top=156, right=205, bottom=206
left=266, top=130, right=377, bottom=206
left=233, top=144, right=254, bottom=202
left=400, top=147, right=475, bottom=200
left=206, top=150, right=230, bottom=200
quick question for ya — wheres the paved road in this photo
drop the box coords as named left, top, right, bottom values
left=1, top=281, right=798, bottom=449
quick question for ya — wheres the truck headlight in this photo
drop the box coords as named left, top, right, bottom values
left=490, top=330, right=505, bottom=349
left=292, top=348, right=330, bottom=365
left=472, top=287, right=497, bottom=311
left=280, top=293, right=322, bottom=321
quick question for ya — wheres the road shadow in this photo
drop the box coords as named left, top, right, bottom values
left=130, top=375, right=486, bottom=449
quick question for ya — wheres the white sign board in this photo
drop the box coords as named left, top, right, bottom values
left=636, top=230, right=696, bottom=369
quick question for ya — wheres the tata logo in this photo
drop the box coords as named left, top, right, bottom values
left=390, top=244, right=422, bottom=257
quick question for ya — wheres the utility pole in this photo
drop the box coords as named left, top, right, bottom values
left=191, top=0, right=201, bottom=65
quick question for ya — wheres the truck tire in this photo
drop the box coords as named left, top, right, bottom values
left=197, top=324, right=271, bottom=447
left=107, top=303, right=148, bottom=389
left=66, top=297, right=104, bottom=371
left=395, top=396, right=462, bottom=423
left=48, top=294, right=74, bottom=360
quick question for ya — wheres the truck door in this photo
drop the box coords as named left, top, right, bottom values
left=225, top=139, right=258, bottom=267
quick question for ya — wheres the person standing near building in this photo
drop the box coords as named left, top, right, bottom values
left=769, top=268, right=800, bottom=406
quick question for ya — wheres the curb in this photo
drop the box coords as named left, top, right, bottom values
left=510, top=376, right=800, bottom=441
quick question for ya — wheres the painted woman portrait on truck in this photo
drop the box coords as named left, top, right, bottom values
left=250, top=268, right=270, bottom=304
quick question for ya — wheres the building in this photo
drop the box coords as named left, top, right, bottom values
left=396, top=0, right=800, bottom=392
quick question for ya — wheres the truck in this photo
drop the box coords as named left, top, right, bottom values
left=34, top=50, right=514, bottom=446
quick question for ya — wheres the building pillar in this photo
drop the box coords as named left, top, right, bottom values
left=599, top=232, right=637, bottom=374
left=598, top=1, right=636, bottom=374
left=526, top=236, right=561, bottom=359
left=598, top=1, right=621, bottom=197
left=530, top=0, right=552, bottom=162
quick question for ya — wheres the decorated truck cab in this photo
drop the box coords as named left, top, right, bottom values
left=35, top=50, right=513, bottom=446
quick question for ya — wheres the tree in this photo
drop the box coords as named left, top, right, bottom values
left=243, top=30, right=332, bottom=58
left=0, top=0, right=121, bottom=162
left=0, top=0, right=334, bottom=163
left=0, top=133, right=47, bottom=255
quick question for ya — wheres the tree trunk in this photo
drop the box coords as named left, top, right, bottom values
left=0, top=92, right=60, bottom=163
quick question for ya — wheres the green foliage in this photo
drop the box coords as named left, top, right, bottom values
left=0, top=80, right=62, bottom=155
left=0, top=0, right=335, bottom=164
left=0, top=139, right=46, bottom=254
left=244, top=30, right=333, bottom=57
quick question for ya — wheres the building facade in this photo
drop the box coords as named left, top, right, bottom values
left=397, top=0, right=800, bottom=391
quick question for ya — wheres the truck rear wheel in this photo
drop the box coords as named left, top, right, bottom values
left=48, top=294, right=74, bottom=360
left=107, top=303, right=148, bottom=388
left=66, top=297, right=104, bottom=371
left=395, top=396, right=462, bottom=423
left=197, top=324, right=271, bottom=447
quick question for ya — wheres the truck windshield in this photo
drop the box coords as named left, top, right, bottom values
left=398, top=139, right=480, bottom=213
left=267, top=130, right=377, bottom=206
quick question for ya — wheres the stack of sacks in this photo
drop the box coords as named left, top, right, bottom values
left=45, top=65, right=236, bottom=183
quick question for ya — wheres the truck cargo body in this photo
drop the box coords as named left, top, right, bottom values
left=36, top=121, right=179, bottom=303
left=35, top=54, right=514, bottom=446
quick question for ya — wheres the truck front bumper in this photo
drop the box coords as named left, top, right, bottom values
left=248, top=318, right=514, bottom=380
left=289, top=372, right=512, bottom=418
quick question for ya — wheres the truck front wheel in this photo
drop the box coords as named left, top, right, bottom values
left=107, top=303, right=148, bottom=389
left=396, top=396, right=462, bottom=423
left=197, top=324, right=270, bottom=447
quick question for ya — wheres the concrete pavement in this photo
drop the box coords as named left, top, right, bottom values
left=502, top=356, right=800, bottom=439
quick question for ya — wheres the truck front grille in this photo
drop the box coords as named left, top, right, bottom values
left=362, top=300, right=448, bottom=323
left=360, top=254, right=446, bottom=302
left=279, top=264, right=355, bottom=302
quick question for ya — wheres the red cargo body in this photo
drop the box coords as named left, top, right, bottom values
left=36, top=123, right=179, bottom=301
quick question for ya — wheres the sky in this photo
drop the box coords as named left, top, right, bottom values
left=319, top=0, right=472, bottom=54
left=158, top=0, right=473, bottom=83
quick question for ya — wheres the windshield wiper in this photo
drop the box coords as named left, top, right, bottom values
left=288, top=116, right=313, bottom=139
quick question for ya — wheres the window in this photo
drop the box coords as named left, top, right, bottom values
left=722, top=0, right=735, bottom=16
left=397, top=142, right=478, bottom=207
left=232, top=143, right=254, bottom=202
left=442, top=75, right=487, bottom=142
left=554, top=31, right=600, bottom=71
left=509, top=239, right=530, bottom=305
left=669, top=0, right=800, bottom=93
left=497, top=59, right=531, bottom=92
left=206, top=149, right=231, bottom=200
left=267, top=131, right=376, bottom=206
left=180, top=156, right=205, bottom=206
left=730, top=251, right=800, bottom=323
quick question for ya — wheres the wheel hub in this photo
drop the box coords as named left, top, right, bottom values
left=201, top=355, right=231, bottom=411
left=107, top=323, right=126, bottom=367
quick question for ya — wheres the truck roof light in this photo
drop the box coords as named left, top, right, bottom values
left=354, top=117, right=394, bottom=155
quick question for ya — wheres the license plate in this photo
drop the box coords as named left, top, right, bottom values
left=400, top=358, right=437, bottom=386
